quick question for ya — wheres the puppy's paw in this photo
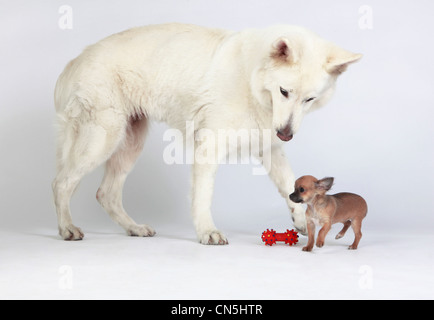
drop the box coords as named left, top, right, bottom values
left=302, top=245, right=313, bottom=252
left=316, top=240, right=324, bottom=248
left=127, top=224, right=156, bottom=237
left=198, top=230, right=228, bottom=245
left=60, top=225, right=84, bottom=241
left=335, top=233, right=344, bottom=239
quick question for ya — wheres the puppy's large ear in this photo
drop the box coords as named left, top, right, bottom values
left=325, top=46, right=362, bottom=75
left=316, top=177, right=334, bottom=191
left=271, top=37, right=297, bottom=64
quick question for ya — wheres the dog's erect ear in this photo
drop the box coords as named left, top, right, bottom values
left=271, top=38, right=297, bottom=64
left=325, top=46, right=362, bottom=75
left=316, top=177, right=334, bottom=191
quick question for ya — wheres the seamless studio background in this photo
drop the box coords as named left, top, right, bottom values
left=0, top=0, right=433, bottom=299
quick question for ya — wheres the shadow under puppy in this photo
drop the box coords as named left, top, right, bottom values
left=290, top=176, right=367, bottom=251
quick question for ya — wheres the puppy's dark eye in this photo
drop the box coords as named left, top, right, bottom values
left=305, top=97, right=316, bottom=103
left=299, top=187, right=305, bottom=193
left=280, top=87, right=289, bottom=98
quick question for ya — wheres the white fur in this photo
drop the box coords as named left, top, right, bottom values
left=52, top=23, right=361, bottom=244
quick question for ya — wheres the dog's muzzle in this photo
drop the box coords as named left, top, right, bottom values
left=276, top=124, right=293, bottom=142
left=289, top=193, right=303, bottom=203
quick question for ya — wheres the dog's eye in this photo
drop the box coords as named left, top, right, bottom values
left=280, top=87, right=289, bottom=98
left=304, top=97, right=316, bottom=103
left=299, top=187, right=305, bottom=193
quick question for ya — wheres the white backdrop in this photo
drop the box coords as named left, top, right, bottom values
left=1, top=0, right=433, bottom=235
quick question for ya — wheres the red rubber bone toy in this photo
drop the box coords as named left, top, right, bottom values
left=261, top=229, right=299, bottom=246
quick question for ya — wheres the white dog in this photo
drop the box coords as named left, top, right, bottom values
left=52, top=23, right=361, bottom=244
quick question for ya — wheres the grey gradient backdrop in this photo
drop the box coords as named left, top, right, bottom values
left=0, top=0, right=433, bottom=236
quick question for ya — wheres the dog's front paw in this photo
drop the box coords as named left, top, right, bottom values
left=316, top=240, right=324, bottom=248
left=290, top=204, right=307, bottom=235
left=302, top=245, right=313, bottom=252
left=127, top=224, right=156, bottom=237
left=59, top=225, right=84, bottom=241
left=198, top=230, right=228, bottom=245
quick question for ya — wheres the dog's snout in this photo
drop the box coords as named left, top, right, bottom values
left=276, top=123, right=293, bottom=142
left=289, top=192, right=303, bottom=203
left=277, top=130, right=293, bottom=141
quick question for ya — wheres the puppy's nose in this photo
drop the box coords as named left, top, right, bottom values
left=289, top=193, right=303, bottom=203
left=276, top=124, right=293, bottom=142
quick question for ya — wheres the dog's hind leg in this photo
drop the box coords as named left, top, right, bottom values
left=52, top=108, right=127, bottom=240
left=349, top=219, right=363, bottom=250
left=335, top=220, right=352, bottom=239
left=96, top=116, right=155, bottom=237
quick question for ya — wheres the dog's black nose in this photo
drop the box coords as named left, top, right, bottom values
left=276, top=124, right=293, bottom=142
left=277, top=130, right=293, bottom=141
left=289, top=193, right=302, bottom=203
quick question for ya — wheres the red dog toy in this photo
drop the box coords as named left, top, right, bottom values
left=261, top=229, right=299, bottom=246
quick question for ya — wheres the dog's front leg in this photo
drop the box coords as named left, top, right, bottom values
left=316, top=222, right=331, bottom=248
left=303, top=220, right=316, bottom=252
left=191, top=162, right=228, bottom=245
left=266, top=146, right=307, bottom=234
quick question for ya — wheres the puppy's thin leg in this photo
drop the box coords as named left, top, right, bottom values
left=316, top=222, right=331, bottom=248
left=349, top=219, right=363, bottom=250
left=53, top=113, right=125, bottom=240
left=336, top=220, right=352, bottom=239
left=303, top=220, right=315, bottom=252
left=266, top=147, right=307, bottom=234
left=191, top=161, right=227, bottom=245
left=97, top=117, right=155, bottom=237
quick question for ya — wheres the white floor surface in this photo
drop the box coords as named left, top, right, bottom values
left=1, top=225, right=433, bottom=300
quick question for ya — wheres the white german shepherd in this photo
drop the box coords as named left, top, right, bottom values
left=52, top=23, right=361, bottom=244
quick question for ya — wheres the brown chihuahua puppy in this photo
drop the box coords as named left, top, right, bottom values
left=290, top=176, right=367, bottom=251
